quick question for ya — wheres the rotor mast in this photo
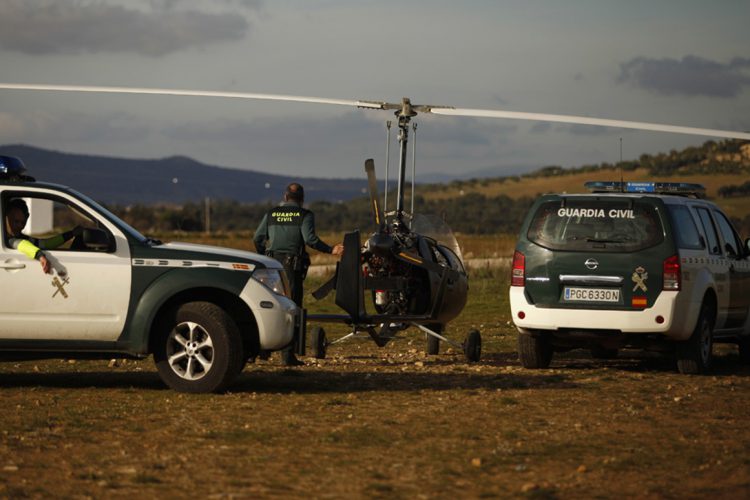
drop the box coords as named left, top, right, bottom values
left=394, top=98, right=417, bottom=222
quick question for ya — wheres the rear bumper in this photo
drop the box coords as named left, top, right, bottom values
left=509, top=287, right=698, bottom=340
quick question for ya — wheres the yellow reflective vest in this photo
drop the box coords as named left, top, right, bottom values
left=9, top=233, right=66, bottom=260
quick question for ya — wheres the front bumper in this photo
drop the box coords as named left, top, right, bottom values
left=242, top=280, right=300, bottom=351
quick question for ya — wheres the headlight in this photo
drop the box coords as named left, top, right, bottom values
left=251, top=268, right=290, bottom=297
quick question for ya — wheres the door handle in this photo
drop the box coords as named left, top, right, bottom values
left=0, top=261, right=26, bottom=270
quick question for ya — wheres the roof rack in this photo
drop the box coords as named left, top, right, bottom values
left=584, top=181, right=705, bottom=197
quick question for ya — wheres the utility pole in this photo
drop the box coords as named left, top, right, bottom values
left=204, top=196, right=211, bottom=234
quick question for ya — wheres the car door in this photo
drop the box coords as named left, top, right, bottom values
left=712, top=209, right=750, bottom=330
left=0, top=189, right=132, bottom=342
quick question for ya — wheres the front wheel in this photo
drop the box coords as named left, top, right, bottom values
left=310, top=326, right=327, bottom=359
left=518, top=331, right=553, bottom=368
left=154, top=301, right=244, bottom=393
left=425, top=323, right=442, bottom=355
left=676, top=303, right=714, bottom=375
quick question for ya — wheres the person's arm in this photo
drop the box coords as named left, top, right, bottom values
left=253, top=214, right=269, bottom=254
left=9, top=237, right=51, bottom=273
left=301, top=211, right=333, bottom=254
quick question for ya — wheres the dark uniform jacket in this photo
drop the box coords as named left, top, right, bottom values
left=253, top=201, right=332, bottom=257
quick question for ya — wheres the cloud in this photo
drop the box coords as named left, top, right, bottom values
left=0, top=0, right=251, bottom=56
left=617, top=55, right=750, bottom=98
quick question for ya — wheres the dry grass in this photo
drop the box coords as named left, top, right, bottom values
left=1, top=270, right=749, bottom=498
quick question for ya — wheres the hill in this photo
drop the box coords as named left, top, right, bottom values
left=0, top=144, right=367, bottom=204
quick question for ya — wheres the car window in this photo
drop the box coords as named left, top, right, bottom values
left=694, top=207, right=722, bottom=255
left=713, top=210, right=742, bottom=257
left=666, top=205, right=704, bottom=250
left=527, top=199, right=663, bottom=252
left=2, top=193, right=112, bottom=253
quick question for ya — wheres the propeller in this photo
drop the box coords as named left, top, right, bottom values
left=364, top=158, right=384, bottom=230
left=1, top=83, right=749, bottom=140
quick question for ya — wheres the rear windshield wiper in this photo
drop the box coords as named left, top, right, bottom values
left=585, top=237, right=631, bottom=243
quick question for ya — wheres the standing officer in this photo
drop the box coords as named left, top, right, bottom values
left=254, top=182, right=344, bottom=366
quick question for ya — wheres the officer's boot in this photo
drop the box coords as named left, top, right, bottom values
left=280, top=347, right=304, bottom=367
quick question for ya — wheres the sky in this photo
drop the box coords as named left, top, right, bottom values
left=0, top=0, right=749, bottom=182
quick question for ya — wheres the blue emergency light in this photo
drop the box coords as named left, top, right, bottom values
left=0, top=155, right=29, bottom=180
left=584, top=181, right=705, bottom=197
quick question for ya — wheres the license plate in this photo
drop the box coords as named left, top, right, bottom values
left=563, top=287, right=620, bottom=303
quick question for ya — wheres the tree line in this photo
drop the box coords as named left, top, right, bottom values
left=107, top=193, right=536, bottom=237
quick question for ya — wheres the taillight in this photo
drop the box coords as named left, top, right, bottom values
left=511, top=251, right=525, bottom=287
left=663, top=254, right=681, bottom=291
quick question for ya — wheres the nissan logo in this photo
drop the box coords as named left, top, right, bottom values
left=584, top=258, right=599, bottom=270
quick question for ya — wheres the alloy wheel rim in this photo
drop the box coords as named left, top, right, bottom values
left=167, top=321, right=214, bottom=380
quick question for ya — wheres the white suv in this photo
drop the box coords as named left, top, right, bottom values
left=1, top=156, right=302, bottom=392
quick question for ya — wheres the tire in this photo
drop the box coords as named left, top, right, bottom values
left=153, top=301, right=244, bottom=393
left=310, top=326, right=327, bottom=359
left=463, top=329, right=481, bottom=362
left=518, top=331, right=553, bottom=368
left=425, top=323, right=441, bottom=355
left=676, top=303, right=714, bottom=375
left=591, top=346, right=618, bottom=359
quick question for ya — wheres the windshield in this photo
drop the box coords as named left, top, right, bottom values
left=528, top=198, right=664, bottom=252
left=68, top=188, right=149, bottom=244
left=410, top=213, right=464, bottom=262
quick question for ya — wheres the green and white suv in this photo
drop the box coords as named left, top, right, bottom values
left=1, top=157, right=302, bottom=392
left=510, top=181, right=750, bottom=373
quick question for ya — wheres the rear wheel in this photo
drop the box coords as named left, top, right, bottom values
left=676, top=303, right=714, bottom=374
left=153, top=301, right=244, bottom=393
left=518, top=331, right=553, bottom=368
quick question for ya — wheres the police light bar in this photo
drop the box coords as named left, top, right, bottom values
left=584, top=181, right=705, bottom=196
left=0, top=155, right=33, bottom=181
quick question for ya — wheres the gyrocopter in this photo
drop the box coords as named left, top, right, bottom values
left=1, top=83, right=748, bottom=364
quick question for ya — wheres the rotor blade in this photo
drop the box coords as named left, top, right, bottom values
left=364, top=159, right=384, bottom=229
left=430, top=107, right=750, bottom=141
left=0, top=83, right=385, bottom=110
left=3, top=83, right=748, bottom=140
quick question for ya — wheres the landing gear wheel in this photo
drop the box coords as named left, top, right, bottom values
left=311, top=326, right=327, bottom=359
left=463, top=329, right=481, bottom=362
left=153, top=301, right=244, bottom=393
left=676, top=303, right=714, bottom=374
left=518, top=331, right=553, bottom=368
left=425, top=324, right=441, bottom=355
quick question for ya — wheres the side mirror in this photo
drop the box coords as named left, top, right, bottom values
left=83, top=228, right=113, bottom=252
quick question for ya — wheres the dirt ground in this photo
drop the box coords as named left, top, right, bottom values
left=1, top=339, right=748, bottom=499
left=1, top=269, right=749, bottom=499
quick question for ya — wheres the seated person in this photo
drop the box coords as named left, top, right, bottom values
left=4, top=198, right=82, bottom=274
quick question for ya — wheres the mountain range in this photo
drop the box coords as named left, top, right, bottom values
left=0, top=144, right=369, bottom=205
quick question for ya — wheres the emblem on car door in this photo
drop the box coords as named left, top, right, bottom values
left=51, top=275, right=70, bottom=299
left=584, top=258, right=599, bottom=270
